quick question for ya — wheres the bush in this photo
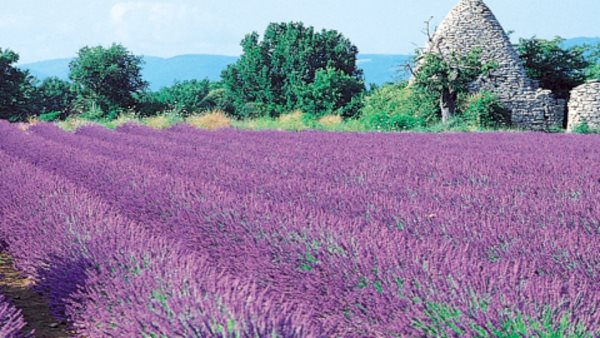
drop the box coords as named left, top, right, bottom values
left=239, top=102, right=269, bottom=119
left=34, top=77, right=76, bottom=118
left=57, top=117, right=97, bottom=131
left=143, top=113, right=182, bottom=129
left=187, top=110, right=231, bottom=130
left=360, top=83, right=431, bottom=131
left=39, top=111, right=63, bottom=122
left=572, top=122, right=599, bottom=134
left=317, top=115, right=343, bottom=128
left=276, top=110, right=311, bottom=131
left=300, top=67, right=364, bottom=119
left=203, top=88, right=234, bottom=113
left=136, top=80, right=214, bottom=117
left=460, top=91, right=510, bottom=128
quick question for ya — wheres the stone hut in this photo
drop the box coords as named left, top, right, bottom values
left=420, top=0, right=565, bottom=130
left=567, top=80, right=600, bottom=131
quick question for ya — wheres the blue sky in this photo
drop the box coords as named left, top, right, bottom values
left=1, top=0, right=598, bottom=63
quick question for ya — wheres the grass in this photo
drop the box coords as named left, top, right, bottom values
left=232, top=111, right=369, bottom=132
left=186, top=110, right=232, bottom=130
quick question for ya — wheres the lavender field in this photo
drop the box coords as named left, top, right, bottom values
left=0, top=120, right=598, bottom=337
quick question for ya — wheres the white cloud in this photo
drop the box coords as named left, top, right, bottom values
left=110, top=2, right=187, bottom=30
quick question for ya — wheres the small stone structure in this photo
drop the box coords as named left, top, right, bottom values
left=420, top=0, right=565, bottom=130
left=567, top=80, right=600, bottom=131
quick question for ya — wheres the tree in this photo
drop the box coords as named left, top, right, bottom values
left=0, top=48, right=37, bottom=121
left=411, top=49, right=496, bottom=123
left=34, top=77, right=76, bottom=118
left=516, top=36, right=589, bottom=100
left=585, top=43, right=600, bottom=80
left=222, top=22, right=364, bottom=118
left=299, top=67, right=364, bottom=118
left=69, top=43, right=147, bottom=119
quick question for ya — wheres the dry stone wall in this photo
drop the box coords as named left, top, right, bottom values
left=422, top=0, right=565, bottom=130
left=568, top=81, right=600, bottom=131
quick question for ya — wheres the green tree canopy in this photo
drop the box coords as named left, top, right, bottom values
left=34, top=77, right=76, bottom=118
left=516, top=36, right=590, bottom=100
left=222, top=22, right=365, bottom=118
left=0, top=48, right=37, bottom=121
left=69, top=43, right=147, bottom=119
left=299, top=67, right=365, bottom=118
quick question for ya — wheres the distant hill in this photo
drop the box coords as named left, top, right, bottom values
left=561, top=37, right=600, bottom=49
left=18, top=37, right=598, bottom=91
left=358, top=54, right=413, bottom=85
left=22, top=58, right=72, bottom=82
left=141, top=55, right=238, bottom=90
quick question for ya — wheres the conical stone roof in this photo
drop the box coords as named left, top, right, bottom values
left=421, top=0, right=565, bottom=130
left=426, top=0, right=531, bottom=91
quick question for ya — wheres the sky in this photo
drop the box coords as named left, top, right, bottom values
left=1, top=0, right=598, bottom=64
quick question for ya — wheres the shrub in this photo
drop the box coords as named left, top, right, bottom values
left=317, top=115, right=343, bottom=128
left=187, top=110, right=231, bottom=130
left=300, top=67, right=365, bottom=119
left=276, top=110, right=310, bottom=131
left=239, top=102, right=268, bottom=119
left=136, top=80, right=214, bottom=117
left=56, top=117, right=97, bottom=131
left=104, top=112, right=139, bottom=129
left=39, top=111, right=63, bottom=122
left=460, top=91, right=510, bottom=128
left=34, top=77, right=76, bottom=118
left=143, top=113, right=182, bottom=129
left=572, top=122, right=599, bottom=134
left=360, top=83, right=430, bottom=131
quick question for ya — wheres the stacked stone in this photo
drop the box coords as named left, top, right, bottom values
left=567, top=80, right=600, bottom=131
left=421, top=0, right=565, bottom=130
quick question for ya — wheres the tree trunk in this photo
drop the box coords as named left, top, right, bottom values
left=440, top=89, right=456, bottom=124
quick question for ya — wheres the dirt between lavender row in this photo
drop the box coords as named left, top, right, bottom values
left=0, top=253, right=72, bottom=338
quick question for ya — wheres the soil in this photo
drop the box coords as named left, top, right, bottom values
left=0, top=253, right=72, bottom=338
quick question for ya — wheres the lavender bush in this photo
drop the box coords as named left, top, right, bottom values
left=0, top=293, right=26, bottom=337
left=0, top=120, right=598, bottom=336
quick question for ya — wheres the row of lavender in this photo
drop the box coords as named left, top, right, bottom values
left=0, top=294, right=26, bottom=337
left=0, top=120, right=598, bottom=336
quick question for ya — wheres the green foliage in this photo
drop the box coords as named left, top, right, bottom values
left=460, top=91, right=510, bottom=128
left=572, top=122, right=600, bottom=134
left=413, top=302, right=595, bottom=338
left=360, top=83, right=432, bottom=131
left=222, top=22, right=365, bottom=118
left=34, top=77, right=76, bottom=119
left=573, top=122, right=590, bottom=134
left=38, top=111, right=63, bottom=122
left=586, top=64, right=600, bottom=80
left=69, top=43, right=147, bottom=119
left=0, top=48, right=37, bottom=121
left=517, top=36, right=589, bottom=99
left=412, top=49, right=496, bottom=123
left=584, top=43, right=600, bottom=80
left=299, top=67, right=364, bottom=118
left=137, top=80, right=216, bottom=116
